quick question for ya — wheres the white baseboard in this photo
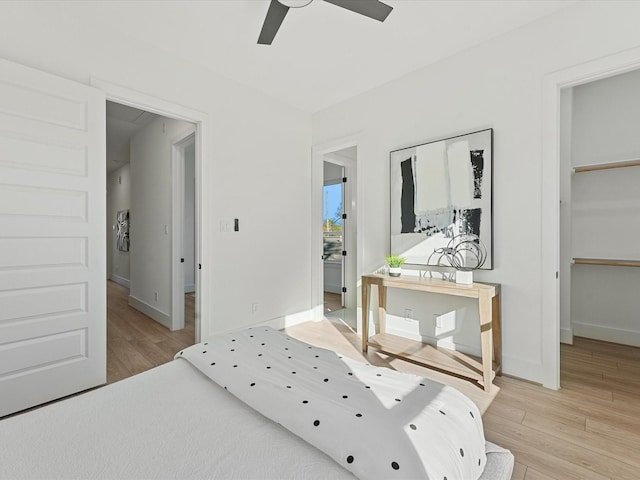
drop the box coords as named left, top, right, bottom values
left=259, top=309, right=315, bottom=331
left=184, top=284, right=196, bottom=294
left=573, top=322, right=640, bottom=348
left=501, top=355, right=545, bottom=386
left=560, top=327, right=574, bottom=345
left=385, top=325, right=482, bottom=358
left=384, top=319, right=545, bottom=385
left=128, top=294, right=171, bottom=329
left=110, top=274, right=130, bottom=289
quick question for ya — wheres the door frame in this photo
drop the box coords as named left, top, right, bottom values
left=311, top=136, right=361, bottom=319
left=541, top=46, right=640, bottom=390
left=91, top=78, right=208, bottom=342
left=322, top=162, right=346, bottom=304
left=170, top=131, right=195, bottom=331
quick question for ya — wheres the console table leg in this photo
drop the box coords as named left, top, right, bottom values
left=362, top=282, right=370, bottom=353
left=378, top=285, right=387, bottom=335
left=479, top=291, right=494, bottom=392
left=492, top=294, right=502, bottom=375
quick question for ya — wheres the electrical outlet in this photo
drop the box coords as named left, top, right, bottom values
left=434, top=312, right=456, bottom=334
left=404, top=308, right=412, bottom=320
left=252, top=303, right=259, bottom=314
left=154, top=292, right=158, bottom=302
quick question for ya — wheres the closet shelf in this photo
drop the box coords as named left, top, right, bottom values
left=572, top=159, right=640, bottom=173
left=572, top=258, right=640, bottom=268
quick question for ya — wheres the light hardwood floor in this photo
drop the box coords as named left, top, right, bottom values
left=323, top=291, right=343, bottom=313
left=107, top=280, right=195, bottom=384
left=105, top=287, right=640, bottom=480
left=283, top=320, right=640, bottom=480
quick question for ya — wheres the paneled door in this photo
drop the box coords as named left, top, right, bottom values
left=0, top=58, right=106, bottom=417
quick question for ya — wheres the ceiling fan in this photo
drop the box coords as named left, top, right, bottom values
left=258, top=0, right=393, bottom=45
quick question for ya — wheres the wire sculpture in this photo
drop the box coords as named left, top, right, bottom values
left=426, top=234, right=487, bottom=277
left=445, top=234, right=487, bottom=271
left=425, top=249, right=455, bottom=281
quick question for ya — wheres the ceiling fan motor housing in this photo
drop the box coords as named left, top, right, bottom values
left=278, top=0, right=313, bottom=7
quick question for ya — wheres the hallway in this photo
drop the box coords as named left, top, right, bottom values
left=107, top=280, right=195, bottom=384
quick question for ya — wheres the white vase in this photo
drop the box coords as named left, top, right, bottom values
left=455, top=270, right=473, bottom=285
left=389, top=267, right=402, bottom=277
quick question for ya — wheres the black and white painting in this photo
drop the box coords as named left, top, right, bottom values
left=116, top=209, right=130, bottom=252
left=390, top=129, right=492, bottom=269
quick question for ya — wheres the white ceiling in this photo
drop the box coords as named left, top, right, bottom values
left=106, top=101, right=157, bottom=173
left=87, top=0, right=575, bottom=113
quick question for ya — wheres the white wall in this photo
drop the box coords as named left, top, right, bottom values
left=312, top=1, right=640, bottom=383
left=0, top=3, right=312, bottom=338
left=129, top=117, right=195, bottom=325
left=5, top=2, right=640, bottom=381
left=184, top=142, right=196, bottom=293
left=107, top=163, right=131, bottom=287
left=572, top=68, right=640, bottom=165
left=569, top=68, right=640, bottom=347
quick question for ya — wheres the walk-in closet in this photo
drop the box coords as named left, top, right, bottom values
left=560, top=68, right=640, bottom=347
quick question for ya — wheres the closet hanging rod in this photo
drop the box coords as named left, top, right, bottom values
left=572, top=158, right=640, bottom=173
left=572, top=258, right=640, bottom=268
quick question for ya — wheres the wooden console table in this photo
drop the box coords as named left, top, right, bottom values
left=361, top=274, right=501, bottom=392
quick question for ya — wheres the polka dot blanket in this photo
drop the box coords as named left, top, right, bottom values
left=176, top=326, right=487, bottom=480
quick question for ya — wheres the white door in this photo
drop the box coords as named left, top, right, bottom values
left=0, top=58, right=106, bottom=417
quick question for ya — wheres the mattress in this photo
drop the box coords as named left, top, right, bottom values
left=0, top=341, right=513, bottom=479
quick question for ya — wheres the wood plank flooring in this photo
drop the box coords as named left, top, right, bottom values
left=283, top=320, right=640, bottom=480
left=105, top=289, right=640, bottom=478
left=324, top=291, right=342, bottom=313
left=107, top=280, right=195, bottom=384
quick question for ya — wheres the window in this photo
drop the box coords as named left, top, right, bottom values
left=323, top=182, right=342, bottom=262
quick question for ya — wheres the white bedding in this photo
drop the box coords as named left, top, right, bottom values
left=0, top=328, right=511, bottom=480
left=0, top=359, right=354, bottom=480
left=178, top=327, right=487, bottom=480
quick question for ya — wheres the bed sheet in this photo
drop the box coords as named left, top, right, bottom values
left=0, top=359, right=354, bottom=480
left=0, top=341, right=513, bottom=480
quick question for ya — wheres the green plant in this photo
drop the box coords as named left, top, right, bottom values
left=386, top=255, right=406, bottom=268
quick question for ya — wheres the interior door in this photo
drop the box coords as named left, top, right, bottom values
left=0, top=58, right=106, bottom=417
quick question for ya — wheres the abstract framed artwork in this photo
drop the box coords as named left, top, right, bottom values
left=116, top=209, right=130, bottom=252
left=390, top=128, right=493, bottom=269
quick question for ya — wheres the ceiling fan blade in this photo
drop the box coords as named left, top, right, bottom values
left=322, top=0, right=393, bottom=22
left=258, top=0, right=290, bottom=45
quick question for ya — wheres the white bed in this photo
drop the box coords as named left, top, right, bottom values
left=0, top=327, right=513, bottom=479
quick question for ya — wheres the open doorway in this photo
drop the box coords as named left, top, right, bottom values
left=541, top=45, right=640, bottom=389
left=323, top=161, right=345, bottom=313
left=559, top=69, right=640, bottom=350
left=314, top=145, right=358, bottom=328
left=105, top=100, right=198, bottom=383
